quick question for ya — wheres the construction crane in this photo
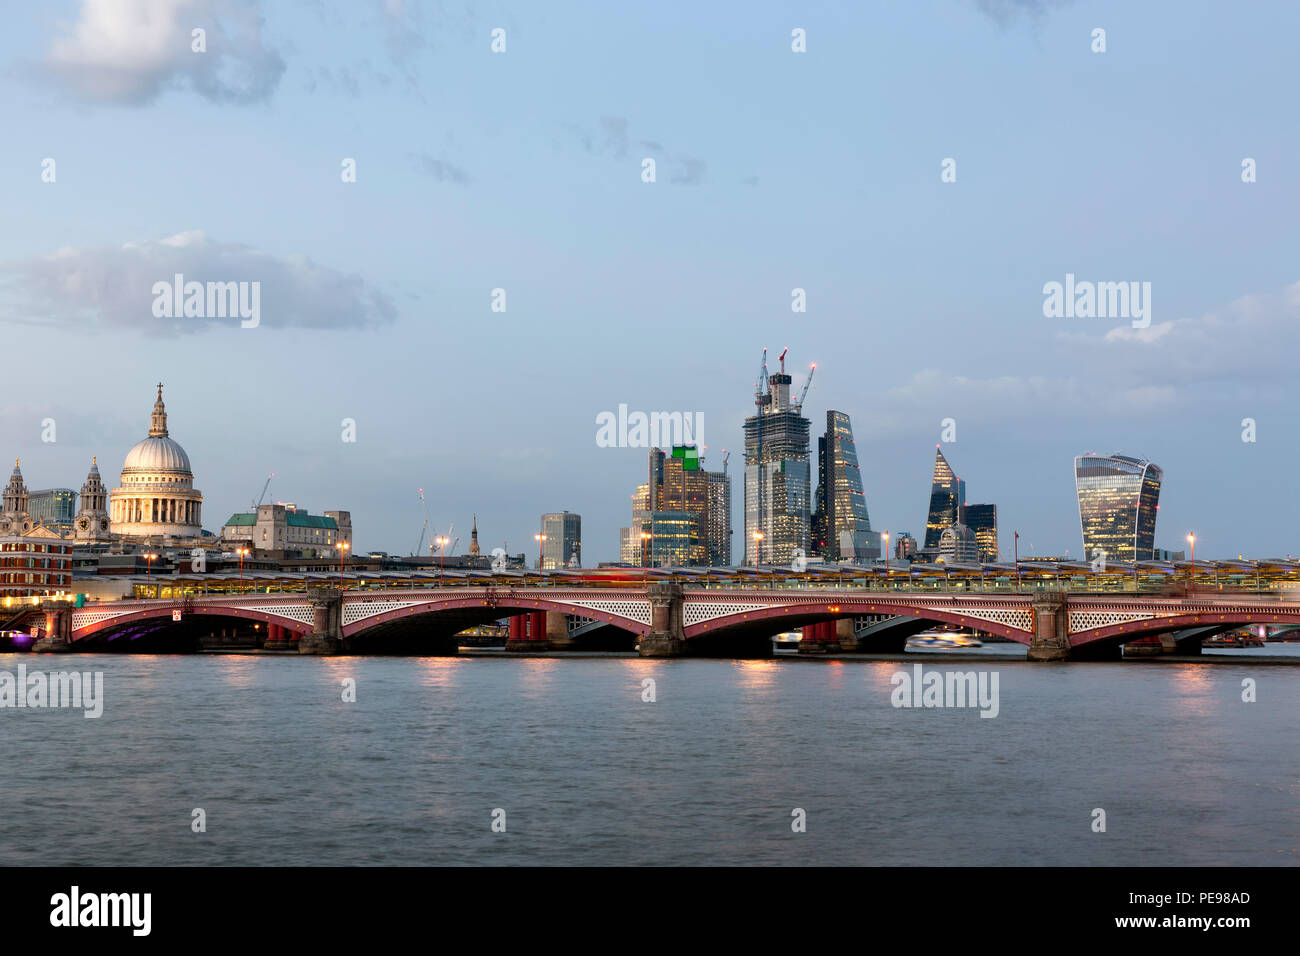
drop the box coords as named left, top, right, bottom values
left=795, top=362, right=816, bottom=412
left=250, top=473, right=274, bottom=511
left=415, top=488, right=430, bottom=557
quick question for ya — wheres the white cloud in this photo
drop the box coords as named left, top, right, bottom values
left=45, top=0, right=285, bottom=105
left=0, top=231, right=396, bottom=333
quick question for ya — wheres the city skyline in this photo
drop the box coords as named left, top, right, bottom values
left=2, top=2, right=1297, bottom=561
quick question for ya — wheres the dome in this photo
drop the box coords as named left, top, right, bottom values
left=122, top=435, right=192, bottom=475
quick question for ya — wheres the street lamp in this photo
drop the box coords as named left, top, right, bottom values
left=337, top=541, right=350, bottom=591
left=640, top=531, right=652, bottom=572
left=534, top=533, right=547, bottom=571
left=752, top=531, right=764, bottom=568
left=882, top=532, right=890, bottom=590
left=236, top=547, right=250, bottom=593
left=435, top=535, right=449, bottom=585
left=1186, top=532, right=1196, bottom=587
left=144, top=552, right=158, bottom=598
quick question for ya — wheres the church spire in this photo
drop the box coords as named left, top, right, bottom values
left=469, top=513, right=480, bottom=555
left=150, top=383, right=169, bottom=437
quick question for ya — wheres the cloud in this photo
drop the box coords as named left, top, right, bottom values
left=574, top=116, right=707, bottom=186
left=44, top=0, right=285, bottom=105
left=0, top=231, right=396, bottom=333
left=409, top=151, right=471, bottom=184
left=1054, top=281, right=1300, bottom=385
left=975, top=0, right=1073, bottom=28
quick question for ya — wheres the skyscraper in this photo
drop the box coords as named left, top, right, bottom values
left=812, top=410, right=878, bottom=561
left=963, top=503, right=998, bottom=562
left=924, top=446, right=964, bottom=550
left=744, top=354, right=811, bottom=565
left=621, top=448, right=730, bottom=567
left=1075, top=453, right=1162, bottom=562
left=540, top=511, right=581, bottom=568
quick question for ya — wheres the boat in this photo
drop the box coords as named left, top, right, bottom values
left=906, top=632, right=983, bottom=649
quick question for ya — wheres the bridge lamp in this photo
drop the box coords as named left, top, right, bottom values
left=752, top=531, right=765, bottom=566
left=236, top=548, right=250, bottom=592
left=882, top=532, right=890, bottom=586
left=535, top=533, right=548, bottom=571
left=337, top=541, right=350, bottom=591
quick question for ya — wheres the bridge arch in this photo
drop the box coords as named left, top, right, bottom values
left=683, top=598, right=1036, bottom=645
left=1069, top=608, right=1300, bottom=648
left=341, top=593, right=652, bottom=640
left=72, top=602, right=313, bottom=643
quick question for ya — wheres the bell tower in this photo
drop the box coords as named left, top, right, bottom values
left=75, top=457, right=111, bottom=541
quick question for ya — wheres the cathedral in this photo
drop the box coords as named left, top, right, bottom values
left=1, top=385, right=206, bottom=547
left=106, top=385, right=204, bottom=540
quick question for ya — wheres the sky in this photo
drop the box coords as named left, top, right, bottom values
left=1, top=0, right=1298, bottom=562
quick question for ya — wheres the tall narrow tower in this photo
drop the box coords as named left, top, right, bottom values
left=75, top=457, right=112, bottom=541
left=469, top=514, right=480, bottom=555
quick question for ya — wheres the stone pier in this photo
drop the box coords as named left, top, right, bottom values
left=31, top=604, right=74, bottom=653
left=1027, top=592, right=1070, bottom=661
left=298, top=587, right=343, bottom=655
left=638, top=582, right=685, bottom=657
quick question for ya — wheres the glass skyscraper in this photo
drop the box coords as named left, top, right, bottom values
left=963, top=503, right=998, bottom=562
left=540, top=511, right=581, bottom=568
left=744, top=364, right=810, bottom=565
left=812, top=410, right=878, bottom=561
left=1074, top=453, right=1162, bottom=562
left=924, top=447, right=964, bottom=550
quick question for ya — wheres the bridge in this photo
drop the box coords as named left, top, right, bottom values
left=27, top=571, right=1300, bottom=659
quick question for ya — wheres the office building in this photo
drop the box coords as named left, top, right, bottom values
left=812, top=410, right=879, bottom=562
left=222, top=504, right=353, bottom=558
left=1074, top=453, right=1162, bottom=562
left=924, top=447, right=964, bottom=550
left=963, top=503, right=998, bottom=562
left=540, top=511, right=581, bottom=569
left=29, top=488, right=77, bottom=532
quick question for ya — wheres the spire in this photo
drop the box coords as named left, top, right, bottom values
left=469, top=513, right=480, bottom=555
left=150, top=383, right=169, bottom=437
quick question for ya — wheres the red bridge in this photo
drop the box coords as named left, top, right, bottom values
left=30, top=580, right=1300, bottom=660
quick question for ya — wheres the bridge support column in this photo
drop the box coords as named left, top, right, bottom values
left=639, top=582, right=685, bottom=657
left=1027, top=593, right=1070, bottom=662
left=32, top=604, right=74, bottom=653
left=264, top=622, right=295, bottom=651
left=506, top=612, right=549, bottom=652
left=798, top=620, right=841, bottom=654
left=299, top=588, right=343, bottom=655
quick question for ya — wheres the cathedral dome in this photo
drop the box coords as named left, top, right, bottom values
left=119, top=383, right=193, bottom=477
left=122, top=435, right=192, bottom=475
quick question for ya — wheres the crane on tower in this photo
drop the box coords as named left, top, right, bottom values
left=795, top=362, right=816, bottom=413
left=415, top=488, right=430, bottom=557
left=250, top=473, right=274, bottom=511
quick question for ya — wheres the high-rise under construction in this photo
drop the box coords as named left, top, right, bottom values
left=744, top=350, right=812, bottom=565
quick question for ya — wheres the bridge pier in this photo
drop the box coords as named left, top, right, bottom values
left=299, top=588, right=343, bottom=655
left=1027, top=593, right=1070, bottom=662
left=639, top=582, right=685, bottom=657
left=546, top=611, right=577, bottom=650
left=833, top=618, right=860, bottom=651
left=31, top=604, right=73, bottom=653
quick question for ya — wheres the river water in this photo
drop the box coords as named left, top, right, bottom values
left=2, top=651, right=1296, bottom=866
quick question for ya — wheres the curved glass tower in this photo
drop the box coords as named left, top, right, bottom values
left=1074, top=453, right=1162, bottom=562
